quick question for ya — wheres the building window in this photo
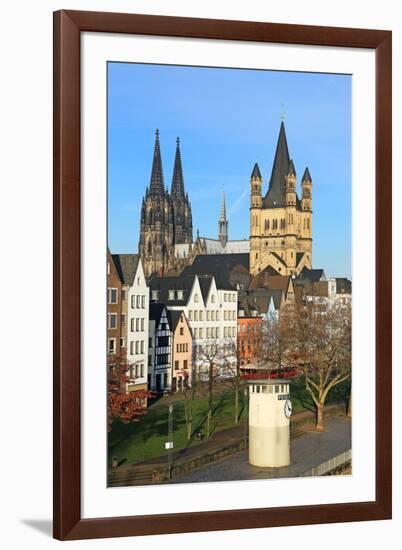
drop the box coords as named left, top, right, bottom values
left=177, top=290, right=183, bottom=300
left=194, top=293, right=199, bottom=303
left=135, top=341, right=139, bottom=354
left=136, top=295, right=141, bottom=308
left=175, top=360, right=179, bottom=370
left=108, top=288, right=118, bottom=304
left=151, top=290, right=159, bottom=301
left=108, top=338, right=116, bottom=354
left=216, top=311, right=219, bottom=321
left=207, top=311, right=210, bottom=321
left=131, top=295, right=135, bottom=308
left=199, top=328, right=203, bottom=339
left=130, top=342, right=134, bottom=354
left=108, top=313, right=117, bottom=329
left=168, top=290, right=175, bottom=300
left=199, top=311, right=203, bottom=321
left=141, top=318, right=144, bottom=331
left=211, top=311, right=215, bottom=321
left=148, top=337, right=152, bottom=347
left=189, top=310, right=193, bottom=321
left=180, top=327, right=184, bottom=336
left=194, top=328, right=198, bottom=339
left=183, top=360, right=188, bottom=369
left=121, top=313, right=126, bottom=326
left=136, top=318, right=140, bottom=331
left=140, top=341, right=144, bottom=353
left=194, top=311, right=198, bottom=321
left=211, top=295, right=215, bottom=303
left=107, top=262, right=110, bottom=275
left=140, top=364, right=144, bottom=378
left=120, top=338, right=125, bottom=349
left=141, top=295, right=145, bottom=308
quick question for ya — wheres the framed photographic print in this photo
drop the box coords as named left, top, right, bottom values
left=53, top=10, right=392, bottom=541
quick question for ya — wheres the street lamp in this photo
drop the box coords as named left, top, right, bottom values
left=165, top=402, right=174, bottom=480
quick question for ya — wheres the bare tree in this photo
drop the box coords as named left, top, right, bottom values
left=195, top=339, right=230, bottom=438
left=180, top=361, right=199, bottom=440
left=291, top=301, right=352, bottom=431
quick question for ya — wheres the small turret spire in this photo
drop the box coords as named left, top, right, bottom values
left=220, top=188, right=227, bottom=221
left=302, top=167, right=312, bottom=182
left=218, top=188, right=228, bottom=247
left=251, top=162, right=262, bottom=179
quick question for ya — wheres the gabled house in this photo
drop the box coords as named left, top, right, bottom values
left=112, top=254, right=149, bottom=393
left=170, top=310, right=192, bottom=391
left=149, top=303, right=172, bottom=392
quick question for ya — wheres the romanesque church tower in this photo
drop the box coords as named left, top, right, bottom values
left=139, top=130, right=193, bottom=277
left=249, top=121, right=313, bottom=276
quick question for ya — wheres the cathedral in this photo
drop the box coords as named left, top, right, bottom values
left=249, top=121, right=313, bottom=276
left=138, top=121, right=313, bottom=278
left=139, top=130, right=193, bottom=277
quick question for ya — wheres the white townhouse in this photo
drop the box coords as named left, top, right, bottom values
left=112, top=254, right=149, bottom=393
left=149, top=273, right=238, bottom=377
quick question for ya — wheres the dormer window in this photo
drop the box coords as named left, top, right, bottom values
left=168, top=290, right=175, bottom=301
left=177, top=290, right=183, bottom=300
left=151, top=290, right=159, bottom=301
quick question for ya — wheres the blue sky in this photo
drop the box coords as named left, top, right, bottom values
left=108, top=62, right=351, bottom=278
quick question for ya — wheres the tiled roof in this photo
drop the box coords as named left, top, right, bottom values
left=112, top=254, right=140, bottom=285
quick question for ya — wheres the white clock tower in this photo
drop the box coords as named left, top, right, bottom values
left=248, top=379, right=292, bottom=468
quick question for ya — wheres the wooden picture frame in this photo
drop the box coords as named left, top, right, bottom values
left=53, top=10, right=392, bottom=541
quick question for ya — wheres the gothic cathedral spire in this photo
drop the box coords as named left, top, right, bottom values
left=171, top=137, right=185, bottom=200
left=149, top=129, right=164, bottom=195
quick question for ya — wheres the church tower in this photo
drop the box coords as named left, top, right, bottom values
left=218, top=189, right=228, bottom=247
left=249, top=121, right=313, bottom=276
left=139, top=130, right=174, bottom=277
left=171, top=137, right=193, bottom=245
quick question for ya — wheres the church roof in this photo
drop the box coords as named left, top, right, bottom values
left=171, top=137, right=185, bottom=200
left=263, top=122, right=301, bottom=209
left=111, top=254, right=140, bottom=285
left=149, top=129, right=164, bottom=195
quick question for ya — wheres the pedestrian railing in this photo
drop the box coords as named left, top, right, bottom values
left=299, top=449, right=351, bottom=477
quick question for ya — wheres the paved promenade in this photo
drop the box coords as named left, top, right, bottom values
left=173, top=416, right=351, bottom=483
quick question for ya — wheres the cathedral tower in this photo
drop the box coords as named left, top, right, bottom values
left=171, top=137, right=193, bottom=245
left=139, top=131, right=193, bottom=277
left=249, top=121, right=313, bottom=276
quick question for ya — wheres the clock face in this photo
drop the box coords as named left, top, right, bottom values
left=284, top=400, right=293, bottom=419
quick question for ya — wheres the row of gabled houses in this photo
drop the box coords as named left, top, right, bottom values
left=107, top=249, right=351, bottom=395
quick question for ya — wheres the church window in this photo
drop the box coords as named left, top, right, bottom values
left=147, top=239, right=152, bottom=255
left=307, top=218, right=310, bottom=229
